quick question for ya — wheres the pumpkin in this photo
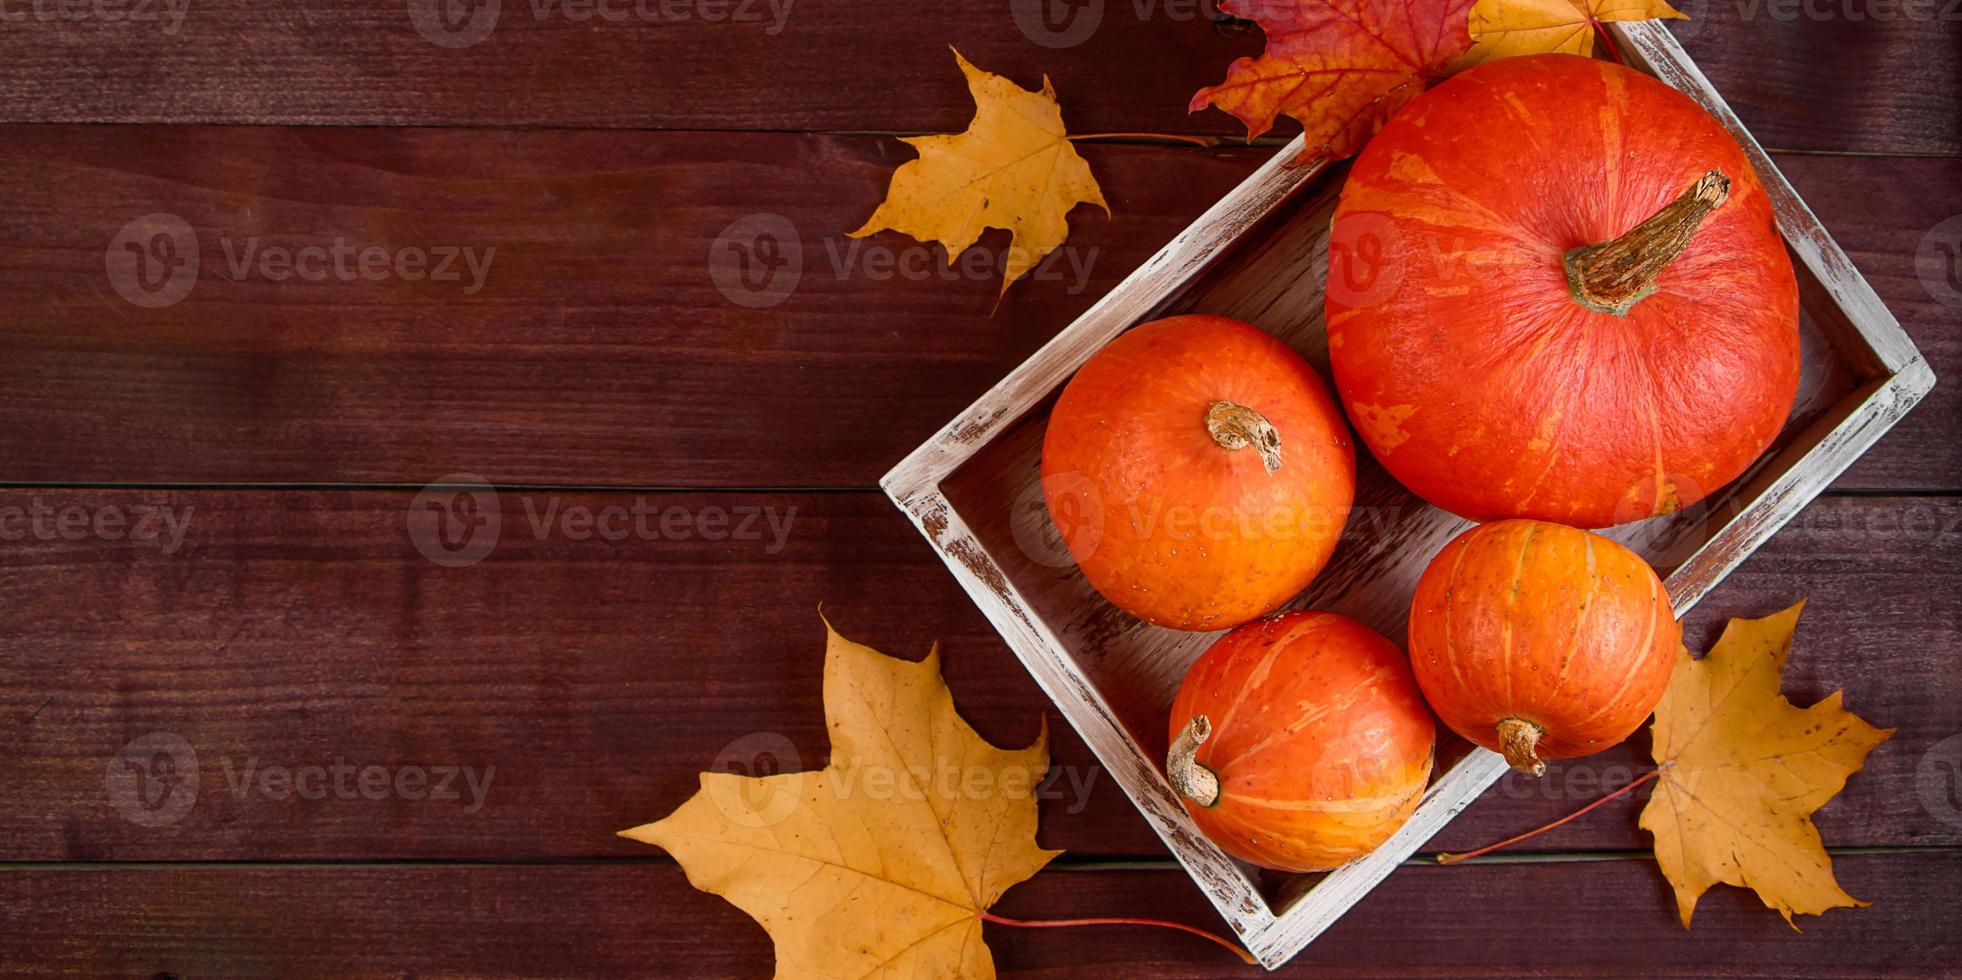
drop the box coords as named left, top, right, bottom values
left=1166, top=611, right=1435, bottom=872
left=1041, top=314, right=1356, bottom=631
left=1407, top=519, right=1679, bottom=775
left=1325, top=54, right=1800, bottom=529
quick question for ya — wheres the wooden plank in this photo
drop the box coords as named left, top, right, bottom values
left=2, top=490, right=1954, bottom=861
left=0, top=131, right=1953, bottom=490
left=0, top=488, right=1141, bottom=860
left=1, top=854, right=1955, bottom=976
left=0, top=3, right=1949, bottom=155
left=1795, top=155, right=1961, bottom=492
left=1663, top=2, right=1962, bottom=155
left=0, top=127, right=1258, bottom=488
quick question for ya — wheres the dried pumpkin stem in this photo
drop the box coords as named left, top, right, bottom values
left=1204, top=401, right=1283, bottom=473
left=1167, top=715, right=1221, bottom=807
left=1496, top=717, right=1547, bottom=777
left=1564, top=169, right=1731, bottom=316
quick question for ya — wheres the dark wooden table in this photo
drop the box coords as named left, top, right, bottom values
left=0, top=3, right=1957, bottom=976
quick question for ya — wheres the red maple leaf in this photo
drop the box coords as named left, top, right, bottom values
left=1191, top=0, right=1478, bottom=162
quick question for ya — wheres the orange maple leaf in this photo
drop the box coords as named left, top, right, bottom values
left=1190, top=0, right=1478, bottom=163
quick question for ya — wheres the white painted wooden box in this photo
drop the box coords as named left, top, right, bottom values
left=881, top=24, right=1934, bottom=970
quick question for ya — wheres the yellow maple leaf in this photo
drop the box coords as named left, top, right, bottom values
left=1639, top=602, right=1892, bottom=929
left=851, top=48, right=1108, bottom=298
left=620, top=620, right=1057, bottom=979
left=1458, top=0, right=1686, bottom=64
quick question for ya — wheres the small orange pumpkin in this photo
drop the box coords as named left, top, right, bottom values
left=1042, top=315, right=1356, bottom=631
left=1167, top=611, right=1435, bottom=872
left=1407, top=519, right=1679, bottom=775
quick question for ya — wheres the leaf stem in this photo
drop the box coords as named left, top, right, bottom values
left=981, top=910, right=1256, bottom=966
left=1593, top=19, right=1623, bottom=64
left=1434, top=764, right=1668, bottom=865
left=1067, top=131, right=1222, bottom=148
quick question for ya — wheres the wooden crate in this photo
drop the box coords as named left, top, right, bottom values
left=881, top=24, right=1935, bottom=970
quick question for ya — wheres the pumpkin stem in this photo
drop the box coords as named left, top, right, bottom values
left=1204, top=401, right=1282, bottom=473
left=1563, top=169, right=1731, bottom=316
left=1496, top=717, right=1547, bottom=777
left=1167, top=715, right=1221, bottom=807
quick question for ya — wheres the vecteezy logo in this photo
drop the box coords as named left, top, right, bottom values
left=408, top=473, right=501, bottom=567
left=1666, top=0, right=1708, bottom=41
left=1011, top=471, right=1103, bottom=570
left=106, top=732, right=200, bottom=828
left=705, top=731, right=804, bottom=828
left=1917, top=214, right=1962, bottom=309
left=709, top=213, right=803, bottom=309
left=1918, top=732, right=1962, bottom=830
left=1603, top=469, right=1717, bottom=569
left=408, top=0, right=501, bottom=48
left=1011, top=0, right=1103, bottom=48
left=1324, top=210, right=1403, bottom=310
left=105, top=213, right=200, bottom=309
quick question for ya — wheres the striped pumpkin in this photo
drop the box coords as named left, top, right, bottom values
left=1406, top=519, right=1679, bottom=775
left=1166, top=611, right=1435, bottom=872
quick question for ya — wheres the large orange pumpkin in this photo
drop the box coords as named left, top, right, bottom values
left=1407, top=520, right=1679, bottom=775
left=1167, top=611, right=1435, bottom=871
left=1041, top=315, right=1355, bottom=631
left=1326, top=54, right=1800, bottom=529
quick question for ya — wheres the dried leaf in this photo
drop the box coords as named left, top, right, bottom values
left=1189, top=0, right=1478, bottom=163
left=1457, top=0, right=1686, bottom=65
left=1640, top=602, right=1892, bottom=928
left=851, top=48, right=1108, bottom=298
left=620, top=620, right=1057, bottom=979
